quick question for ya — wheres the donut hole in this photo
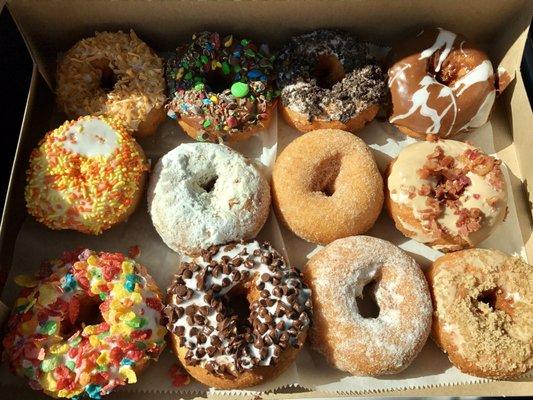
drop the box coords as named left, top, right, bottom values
left=223, top=285, right=252, bottom=333
left=311, top=154, right=341, bottom=197
left=356, top=281, right=380, bottom=319
left=204, top=70, right=233, bottom=93
left=199, top=175, right=218, bottom=193
left=476, top=288, right=513, bottom=316
left=60, top=295, right=103, bottom=338
left=429, top=50, right=482, bottom=87
left=90, top=59, right=118, bottom=92
left=313, top=54, right=346, bottom=89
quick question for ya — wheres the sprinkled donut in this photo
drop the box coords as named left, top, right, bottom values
left=147, top=143, right=270, bottom=255
left=276, top=29, right=386, bottom=133
left=303, top=236, right=432, bottom=375
left=386, top=139, right=507, bottom=252
left=164, top=240, right=312, bottom=388
left=56, top=30, right=166, bottom=137
left=2, top=249, right=167, bottom=398
left=25, top=116, right=148, bottom=235
left=428, top=249, right=533, bottom=379
left=388, top=27, right=504, bottom=139
left=166, top=32, right=277, bottom=142
left=272, top=129, right=383, bottom=244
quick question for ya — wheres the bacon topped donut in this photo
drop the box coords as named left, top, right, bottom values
left=388, top=28, right=505, bottom=139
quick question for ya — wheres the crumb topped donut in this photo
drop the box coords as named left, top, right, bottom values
left=2, top=249, right=167, bottom=398
left=276, top=29, right=386, bottom=133
left=25, top=116, right=148, bottom=235
left=56, top=30, right=166, bottom=137
left=164, top=240, right=312, bottom=388
left=386, top=139, right=507, bottom=251
left=147, top=143, right=270, bottom=255
left=303, top=236, right=432, bottom=375
left=388, top=28, right=503, bottom=139
left=428, top=249, right=533, bottom=379
left=166, top=32, right=277, bottom=142
left=272, top=129, right=383, bottom=244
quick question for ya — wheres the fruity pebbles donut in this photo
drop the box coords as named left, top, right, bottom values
left=25, top=116, right=148, bottom=235
left=2, top=249, right=167, bottom=398
left=428, top=249, right=533, bottom=379
left=276, top=29, right=387, bottom=133
left=56, top=30, right=166, bottom=137
left=166, top=31, right=277, bottom=142
left=164, top=240, right=312, bottom=388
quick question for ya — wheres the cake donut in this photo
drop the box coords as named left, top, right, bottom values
left=386, top=139, right=507, bottom=251
left=272, top=129, right=383, bottom=244
left=25, top=116, right=148, bottom=235
left=388, top=27, right=504, bottom=139
left=303, top=236, right=432, bottom=375
left=276, top=29, right=386, bottom=133
left=56, top=30, right=166, bottom=137
left=428, top=249, right=532, bottom=379
left=166, top=32, right=277, bottom=142
left=2, top=249, right=167, bottom=398
left=147, top=143, right=270, bottom=255
left=164, top=240, right=312, bottom=388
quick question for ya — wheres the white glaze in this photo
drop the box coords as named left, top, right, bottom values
left=62, top=117, right=120, bottom=157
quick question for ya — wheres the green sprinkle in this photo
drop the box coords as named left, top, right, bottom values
left=241, top=39, right=250, bottom=46
left=66, top=360, right=76, bottom=371
left=181, top=61, right=189, bottom=68
left=233, top=65, right=241, bottom=73
left=200, top=55, right=209, bottom=64
left=41, top=320, right=57, bottom=335
left=99, top=292, right=106, bottom=301
left=97, top=364, right=107, bottom=372
left=41, top=357, right=59, bottom=372
left=221, top=62, right=230, bottom=75
left=184, top=72, right=193, bottom=80
left=126, top=317, right=146, bottom=329
left=70, top=336, right=82, bottom=346
left=202, top=119, right=212, bottom=128
left=231, top=82, right=249, bottom=98
left=136, top=342, right=147, bottom=350
left=244, top=48, right=256, bottom=58
left=194, top=83, right=205, bottom=91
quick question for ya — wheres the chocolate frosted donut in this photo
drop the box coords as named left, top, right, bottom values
left=388, top=28, right=501, bottom=139
left=276, top=29, right=387, bottom=133
left=164, top=240, right=312, bottom=388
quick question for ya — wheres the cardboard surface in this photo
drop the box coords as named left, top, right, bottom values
left=2, top=0, right=533, bottom=397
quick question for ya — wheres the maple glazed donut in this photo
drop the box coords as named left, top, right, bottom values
left=272, top=129, right=383, bottom=244
left=388, top=27, right=501, bottom=139
left=164, top=240, right=312, bottom=388
left=276, top=29, right=387, bottom=133
left=386, top=139, right=507, bottom=252
left=428, top=249, right=533, bottom=379
left=25, top=116, right=148, bottom=235
left=2, top=249, right=167, bottom=398
left=56, top=30, right=166, bottom=137
left=147, top=143, right=271, bottom=255
left=166, top=31, right=277, bottom=142
left=303, top=236, right=432, bottom=375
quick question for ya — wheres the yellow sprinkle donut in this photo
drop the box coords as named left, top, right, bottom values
left=25, top=116, right=148, bottom=234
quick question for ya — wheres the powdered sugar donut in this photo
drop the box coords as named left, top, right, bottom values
left=147, top=143, right=270, bottom=255
left=303, top=236, right=432, bottom=375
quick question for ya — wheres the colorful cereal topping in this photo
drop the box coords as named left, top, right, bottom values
left=2, top=250, right=166, bottom=399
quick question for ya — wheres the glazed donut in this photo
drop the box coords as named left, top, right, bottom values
left=386, top=139, right=507, bottom=252
left=428, top=249, right=533, bottom=379
left=388, top=27, right=501, bottom=139
left=147, top=143, right=270, bottom=254
left=272, top=129, right=383, bottom=244
left=164, top=240, right=312, bottom=388
left=166, top=32, right=277, bottom=142
left=25, top=116, right=148, bottom=235
left=303, top=236, right=432, bottom=375
left=56, top=30, right=166, bottom=137
left=276, top=29, right=386, bottom=133
left=2, top=249, right=167, bottom=398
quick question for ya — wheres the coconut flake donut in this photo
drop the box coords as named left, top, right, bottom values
left=166, top=31, right=277, bottom=142
left=25, top=116, right=148, bottom=235
left=272, top=129, right=383, bottom=244
left=388, top=27, right=503, bottom=139
left=428, top=249, right=533, bottom=379
left=147, top=143, right=270, bottom=255
left=164, top=240, right=312, bottom=388
left=56, top=30, right=166, bottom=137
left=303, top=236, right=432, bottom=375
left=2, top=249, right=167, bottom=398
left=386, top=139, right=507, bottom=252
left=276, top=29, right=387, bottom=133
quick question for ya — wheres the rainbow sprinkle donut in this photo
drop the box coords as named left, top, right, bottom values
left=2, top=249, right=167, bottom=399
left=25, top=116, right=148, bottom=235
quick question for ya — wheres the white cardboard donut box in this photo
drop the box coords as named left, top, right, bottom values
left=1, top=0, right=532, bottom=398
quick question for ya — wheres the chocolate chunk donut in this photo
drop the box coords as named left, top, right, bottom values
left=276, top=29, right=387, bottom=133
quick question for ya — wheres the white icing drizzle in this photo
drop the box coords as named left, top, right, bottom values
left=62, top=117, right=119, bottom=157
left=418, top=28, right=457, bottom=72
left=453, top=60, right=494, bottom=96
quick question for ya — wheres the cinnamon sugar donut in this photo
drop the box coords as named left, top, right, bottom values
left=386, top=139, right=507, bottom=252
left=272, top=129, right=383, bottom=244
left=428, top=249, right=533, bottom=379
left=303, top=236, right=432, bottom=375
